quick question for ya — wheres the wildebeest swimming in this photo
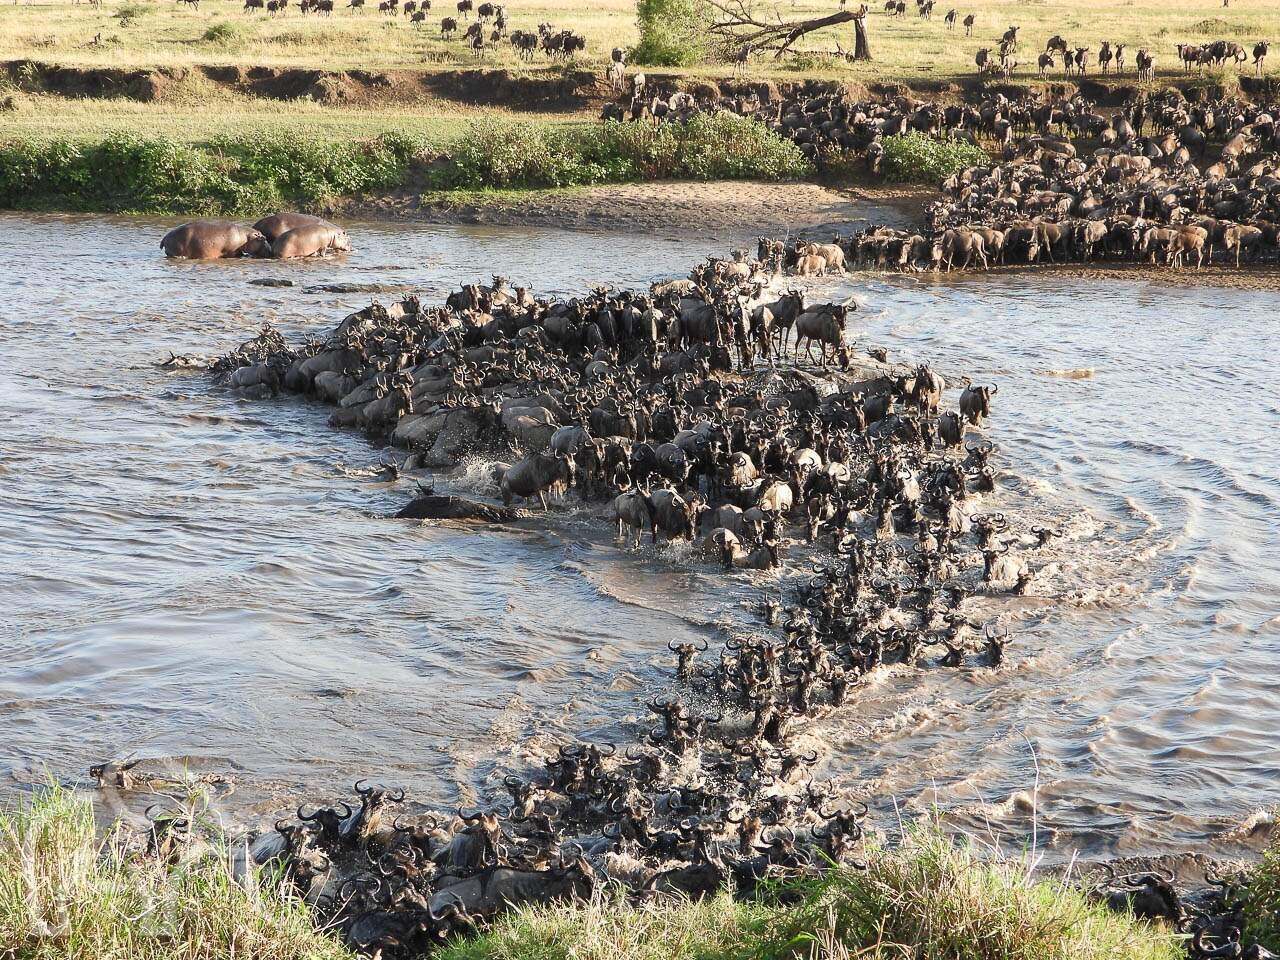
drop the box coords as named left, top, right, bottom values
left=164, top=234, right=1279, bottom=957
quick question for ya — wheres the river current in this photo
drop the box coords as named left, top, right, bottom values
left=1, top=212, right=1277, bottom=861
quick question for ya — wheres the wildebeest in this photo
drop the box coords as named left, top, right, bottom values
left=793, top=303, right=850, bottom=365
left=959, top=384, right=996, bottom=425
left=499, top=452, right=575, bottom=509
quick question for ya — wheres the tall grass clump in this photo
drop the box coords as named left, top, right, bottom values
left=1244, top=829, right=1280, bottom=952
left=200, top=22, right=246, bottom=46
left=443, top=827, right=1183, bottom=960
left=113, top=3, right=151, bottom=26
left=0, top=785, right=353, bottom=960
left=439, top=890, right=775, bottom=960
left=631, top=0, right=706, bottom=67
left=880, top=131, right=988, bottom=184
left=762, top=830, right=1184, bottom=960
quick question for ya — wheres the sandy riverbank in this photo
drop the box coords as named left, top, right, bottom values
left=350, top=180, right=932, bottom=237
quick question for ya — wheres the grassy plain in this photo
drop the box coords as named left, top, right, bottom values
left=1, top=0, right=1278, bottom=82
left=2, top=0, right=1278, bottom=149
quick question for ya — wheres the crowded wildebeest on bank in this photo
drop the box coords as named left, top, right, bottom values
left=605, top=78, right=1280, bottom=273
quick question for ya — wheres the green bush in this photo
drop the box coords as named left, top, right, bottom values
left=431, top=118, right=626, bottom=189
left=631, top=0, right=706, bottom=67
left=432, top=114, right=809, bottom=190
left=114, top=2, right=150, bottom=26
left=0, top=119, right=805, bottom=213
left=880, top=131, right=988, bottom=185
left=200, top=21, right=245, bottom=45
left=0, top=133, right=423, bottom=214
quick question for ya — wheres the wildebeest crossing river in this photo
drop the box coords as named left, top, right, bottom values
left=1, top=211, right=1278, bottom=866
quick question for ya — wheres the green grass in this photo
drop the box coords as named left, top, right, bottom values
left=0, top=95, right=573, bottom=144
left=441, top=829, right=1185, bottom=960
left=0, top=785, right=353, bottom=960
left=0, top=786, right=1206, bottom=960
left=1244, top=829, right=1280, bottom=953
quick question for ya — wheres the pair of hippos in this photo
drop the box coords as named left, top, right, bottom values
left=160, top=212, right=351, bottom=260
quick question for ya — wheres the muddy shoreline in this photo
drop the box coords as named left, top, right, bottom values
left=348, top=181, right=931, bottom=237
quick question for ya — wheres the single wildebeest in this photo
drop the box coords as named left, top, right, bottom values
left=500, top=452, right=575, bottom=509
left=793, top=303, right=851, bottom=365
left=959, top=384, right=996, bottom=425
left=613, top=490, right=655, bottom=546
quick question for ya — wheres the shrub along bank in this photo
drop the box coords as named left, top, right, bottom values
left=0, top=113, right=812, bottom=216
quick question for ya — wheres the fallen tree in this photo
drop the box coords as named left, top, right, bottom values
left=701, top=0, right=857, bottom=61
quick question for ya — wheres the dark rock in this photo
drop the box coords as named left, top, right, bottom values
left=250, top=278, right=297, bottom=287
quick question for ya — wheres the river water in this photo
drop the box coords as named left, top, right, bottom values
left=1, top=212, right=1277, bottom=862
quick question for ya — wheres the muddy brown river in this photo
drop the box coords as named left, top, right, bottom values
left=2, top=212, right=1277, bottom=862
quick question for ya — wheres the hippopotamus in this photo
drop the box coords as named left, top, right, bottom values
left=160, top=220, right=270, bottom=259
left=270, top=224, right=352, bottom=260
left=252, top=212, right=339, bottom=243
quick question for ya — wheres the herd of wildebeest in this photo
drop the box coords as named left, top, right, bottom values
left=157, top=211, right=1278, bottom=958
left=127, top=21, right=1280, bottom=955
left=171, top=0, right=591, bottom=59
left=601, top=80, right=1280, bottom=272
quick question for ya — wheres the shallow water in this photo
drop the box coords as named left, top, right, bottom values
left=2, top=213, right=1277, bottom=860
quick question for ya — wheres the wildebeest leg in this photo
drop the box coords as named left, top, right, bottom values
left=539, top=490, right=549, bottom=511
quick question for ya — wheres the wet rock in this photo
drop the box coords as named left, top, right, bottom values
left=250, top=278, right=297, bottom=288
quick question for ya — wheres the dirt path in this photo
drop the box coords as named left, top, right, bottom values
left=351, top=180, right=931, bottom=238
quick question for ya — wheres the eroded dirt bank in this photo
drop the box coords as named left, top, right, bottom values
left=9, top=58, right=1280, bottom=111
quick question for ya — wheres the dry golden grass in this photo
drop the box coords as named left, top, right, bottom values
left=1, top=0, right=1277, bottom=81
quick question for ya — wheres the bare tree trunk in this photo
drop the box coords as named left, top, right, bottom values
left=853, top=5, right=871, bottom=60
